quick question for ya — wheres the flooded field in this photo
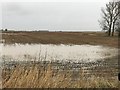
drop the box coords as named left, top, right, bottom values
left=1, top=43, right=119, bottom=88
left=0, top=44, right=118, bottom=63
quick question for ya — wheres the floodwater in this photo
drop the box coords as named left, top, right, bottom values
left=0, top=44, right=118, bottom=63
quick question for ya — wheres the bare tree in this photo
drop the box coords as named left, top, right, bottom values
left=5, top=29, right=8, bottom=31
left=116, top=19, right=120, bottom=37
left=119, top=1, right=120, bottom=37
left=99, top=1, right=120, bottom=36
left=114, top=1, right=120, bottom=37
left=117, top=1, right=120, bottom=37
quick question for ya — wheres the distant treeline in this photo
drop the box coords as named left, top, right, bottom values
left=0, top=29, right=8, bottom=31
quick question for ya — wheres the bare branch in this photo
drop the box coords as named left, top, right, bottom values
left=99, top=1, right=120, bottom=36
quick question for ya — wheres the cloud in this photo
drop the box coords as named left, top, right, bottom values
left=1, top=0, right=109, bottom=3
left=0, top=3, right=2, bottom=28
left=2, top=2, right=31, bottom=16
left=2, top=2, right=106, bottom=30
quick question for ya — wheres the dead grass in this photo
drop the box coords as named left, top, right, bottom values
left=1, top=31, right=118, bottom=48
left=2, top=62, right=118, bottom=88
left=1, top=31, right=119, bottom=88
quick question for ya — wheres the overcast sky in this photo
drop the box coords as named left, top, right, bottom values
left=1, top=0, right=109, bottom=31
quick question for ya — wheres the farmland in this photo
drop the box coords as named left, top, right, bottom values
left=1, top=31, right=118, bottom=47
left=0, top=31, right=119, bottom=88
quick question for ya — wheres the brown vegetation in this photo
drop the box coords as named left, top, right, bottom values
left=1, top=31, right=119, bottom=88
left=1, top=31, right=118, bottom=47
left=2, top=61, right=118, bottom=88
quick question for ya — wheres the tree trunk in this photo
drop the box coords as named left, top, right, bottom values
left=108, top=24, right=112, bottom=36
left=112, top=30, right=114, bottom=36
left=108, top=17, right=113, bottom=36
left=112, top=22, right=115, bottom=36
left=108, top=29, right=111, bottom=36
left=119, top=31, right=120, bottom=37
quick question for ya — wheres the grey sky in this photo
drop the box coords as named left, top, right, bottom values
left=2, top=1, right=108, bottom=31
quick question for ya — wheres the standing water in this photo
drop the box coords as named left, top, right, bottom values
left=0, top=44, right=118, bottom=63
